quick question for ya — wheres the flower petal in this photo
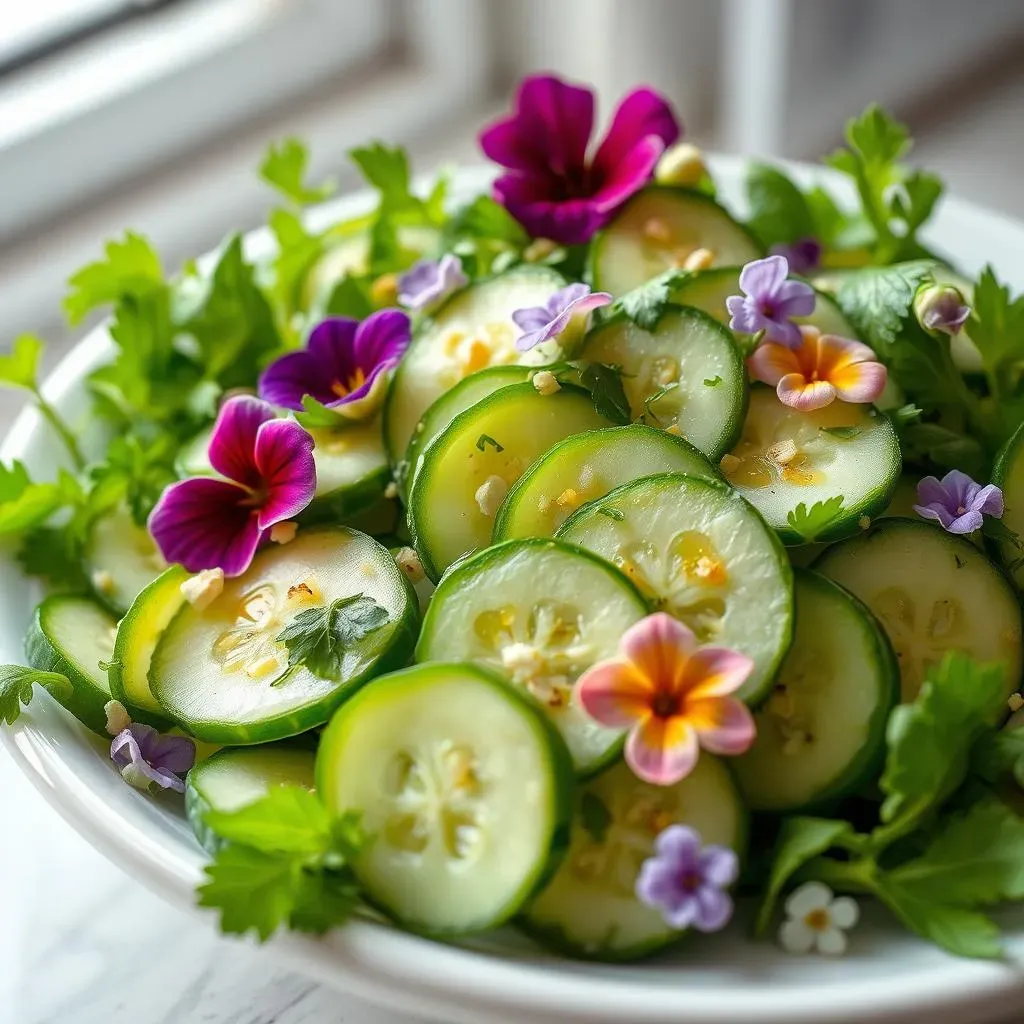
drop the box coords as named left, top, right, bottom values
left=494, top=174, right=605, bottom=246
left=143, top=732, right=197, bottom=775
left=784, top=881, right=832, bottom=919
left=110, top=727, right=186, bottom=793
left=698, top=845, right=740, bottom=888
left=589, top=135, right=665, bottom=213
left=592, top=87, right=680, bottom=177
left=663, top=895, right=699, bottom=931
left=692, top=884, right=734, bottom=932
left=773, top=278, right=817, bottom=320
left=915, top=475, right=948, bottom=507
left=739, top=254, right=787, bottom=296
left=653, top=823, right=702, bottom=863
left=779, top=918, right=817, bottom=955
left=353, top=308, right=412, bottom=371
left=620, top=612, right=697, bottom=691
left=831, top=361, right=888, bottom=404
left=253, top=419, right=316, bottom=528
left=574, top=661, right=653, bottom=727
left=816, top=926, right=848, bottom=956
left=207, top=396, right=276, bottom=487
left=948, top=510, right=984, bottom=534
left=625, top=716, right=699, bottom=786
left=685, top=696, right=757, bottom=755
left=259, top=349, right=331, bottom=411
left=636, top=858, right=687, bottom=909
left=973, top=482, right=1005, bottom=518
left=777, top=375, right=836, bottom=411
left=829, top=896, right=860, bottom=930
left=683, top=647, right=756, bottom=699
left=913, top=501, right=957, bottom=530
left=327, top=361, right=396, bottom=418
left=748, top=342, right=802, bottom=387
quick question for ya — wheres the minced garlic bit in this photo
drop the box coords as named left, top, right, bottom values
left=1010, top=692, right=1024, bottom=712
left=103, top=699, right=132, bottom=737
left=765, top=439, right=798, bottom=465
left=369, top=272, right=399, bottom=307
left=246, top=653, right=283, bottom=679
left=665, top=423, right=683, bottom=437
left=180, top=568, right=225, bottom=610
left=91, top=569, right=115, bottom=596
left=270, top=521, right=298, bottom=545
left=384, top=481, right=399, bottom=500
left=858, top=515, right=872, bottom=531
left=556, top=488, right=578, bottom=508
left=642, top=217, right=673, bottom=245
left=395, top=546, right=425, bottom=584
left=682, top=247, right=715, bottom=272
left=719, top=453, right=742, bottom=475
left=532, top=370, right=561, bottom=396
left=475, top=475, right=508, bottom=517
left=360, top=562, right=377, bottom=577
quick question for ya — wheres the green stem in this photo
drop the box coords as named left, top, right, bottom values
left=32, top=390, right=85, bottom=472
left=798, top=856, right=878, bottom=895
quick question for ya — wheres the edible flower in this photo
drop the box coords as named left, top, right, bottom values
left=258, top=309, right=411, bottom=418
left=105, top=700, right=195, bottom=794
left=913, top=469, right=1004, bottom=535
left=573, top=613, right=755, bottom=786
left=397, top=254, right=467, bottom=313
left=726, top=255, right=816, bottom=347
left=149, top=396, right=315, bottom=577
left=479, top=74, right=680, bottom=245
left=513, top=283, right=612, bottom=352
left=913, top=282, right=971, bottom=336
left=779, top=882, right=859, bottom=956
left=748, top=325, right=887, bottom=412
left=635, top=824, right=738, bottom=932
left=770, top=238, right=822, bottom=276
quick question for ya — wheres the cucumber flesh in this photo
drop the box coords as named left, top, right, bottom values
left=814, top=518, right=1023, bottom=703
left=731, top=569, right=899, bottom=812
left=722, top=386, right=901, bottom=544
left=151, top=527, right=419, bottom=744
left=556, top=473, right=793, bottom=705
left=494, top=423, right=718, bottom=542
left=408, top=382, right=613, bottom=580
left=519, top=756, right=745, bottom=960
left=580, top=307, right=746, bottom=459
left=589, top=186, right=761, bottom=296
left=316, top=662, right=574, bottom=935
left=85, top=506, right=167, bottom=616
left=416, top=539, right=649, bottom=775
left=992, top=422, right=1024, bottom=588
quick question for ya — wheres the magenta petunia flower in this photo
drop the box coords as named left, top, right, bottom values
left=149, top=396, right=316, bottom=577
left=479, top=74, right=680, bottom=245
left=726, top=255, right=816, bottom=347
left=111, top=722, right=196, bottom=793
left=397, top=255, right=467, bottom=313
left=913, top=469, right=1004, bottom=535
left=513, top=283, right=612, bottom=352
left=258, top=309, right=411, bottom=418
left=770, top=238, right=822, bottom=276
left=635, top=825, right=738, bottom=932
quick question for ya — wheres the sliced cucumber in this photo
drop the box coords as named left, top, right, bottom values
left=24, top=596, right=117, bottom=735
left=151, top=527, right=419, bottom=744
left=401, top=365, right=531, bottom=500
left=556, top=473, right=792, bottom=704
left=408, top=382, right=613, bottom=580
left=731, top=569, right=899, bottom=812
left=417, top=539, right=649, bottom=775
left=185, top=745, right=316, bottom=853
left=519, top=756, right=746, bottom=961
left=814, top=518, right=1023, bottom=703
left=992, top=422, right=1024, bottom=587
left=85, top=506, right=167, bottom=616
left=589, top=186, right=761, bottom=296
left=580, top=307, right=746, bottom=459
left=383, top=266, right=566, bottom=461
left=316, top=662, right=574, bottom=935
left=494, top=424, right=717, bottom=542
left=722, top=386, right=901, bottom=545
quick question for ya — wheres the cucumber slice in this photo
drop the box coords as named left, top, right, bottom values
left=417, top=538, right=649, bottom=775
left=731, top=569, right=899, bottom=812
left=85, top=506, right=167, bottom=615
left=589, top=186, right=761, bottom=296
left=721, top=386, right=901, bottom=544
left=401, top=365, right=531, bottom=500
left=814, top=518, right=1023, bottom=703
left=519, top=756, right=746, bottom=961
left=383, top=266, right=566, bottom=461
left=24, top=596, right=117, bottom=735
left=992, top=422, right=1024, bottom=587
left=408, top=382, right=613, bottom=580
left=316, top=662, right=574, bottom=935
left=580, top=307, right=746, bottom=459
left=494, top=424, right=717, bottom=542
left=556, top=473, right=792, bottom=704
left=151, top=527, right=419, bottom=744
left=108, top=566, right=188, bottom=721
left=185, top=745, right=316, bottom=853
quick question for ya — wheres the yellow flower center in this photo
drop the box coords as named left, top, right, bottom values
left=331, top=366, right=367, bottom=399
left=805, top=908, right=831, bottom=931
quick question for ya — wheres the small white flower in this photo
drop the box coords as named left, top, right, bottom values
left=778, top=882, right=859, bottom=956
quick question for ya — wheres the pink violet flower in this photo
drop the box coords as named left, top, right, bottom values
left=573, top=613, right=756, bottom=786
left=913, top=282, right=971, bottom=337
left=512, top=283, right=612, bottom=352
left=397, top=255, right=468, bottom=313
left=149, top=396, right=315, bottom=577
left=748, top=325, right=887, bottom=412
left=258, top=309, right=411, bottom=418
left=110, top=719, right=195, bottom=793
left=635, top=825, right=738, bottom=932
left=479, top=74, right=680, bottom=245
left=726, top=255, right=816, bottom=347
left=913, top=469, right=1004, bottom=535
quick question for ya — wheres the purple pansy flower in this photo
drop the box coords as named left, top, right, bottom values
left=771, top=238, right=822, bottom=276
left=397, top=255, right=467, bottom=312
left=259, top=309, right=411, bottom=418
left=726, top=255, right=816, bottom=347
left=111, top=723, right=195, bottom=793
left=635, top=825, right=738, bottom=932
left=914, top=283, right=971, bottom=336
left=149, top=396, right=315, bottom=577
left=479, top=74, right=680, bottom=245
left=913, top=469, right=1004, bottom=534
left=512, top=283, right=612, bottom=352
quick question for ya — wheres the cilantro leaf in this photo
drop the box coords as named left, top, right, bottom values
left=786, top=497, right=845, bottom=543
left=0, top=665, right=72, bottom=725
left=64, top=231, right=164, bottom=325
left=836, top=261, right=933, bottom=350
left=968, top=266, right=1024, bottom=373
left=294, top=395, right=350, bottom=431
left=204, top=785, right=330, bottom=855
left=288, top=869, right=362, bottom=935
left=580, top=363, right=631, bottom=425
left=259, top=137, right=335, bottom=206
left=277, top=594, right=390, bottom=681
left=17, top=526, right=90, bottom=591
left=265, top=207, right=330, bottom=333
left=972, top=727, right=1024, bottom=789
left=0, top=333, right=43, bottom=391
left=612, top=268, right=688, bottom=331
left=0, top=461, right=65, bottom=534
left=744, top=163, right=815, bottom=249
left=580, top=793, right=612, bottom=844
left=442, top=195, right=530, bottom=278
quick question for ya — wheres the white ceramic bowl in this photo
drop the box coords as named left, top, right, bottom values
left=4, top=159, right=1024, bottom=1024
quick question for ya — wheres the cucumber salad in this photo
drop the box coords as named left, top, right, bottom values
left=5, top=74, right=1024, bottom=965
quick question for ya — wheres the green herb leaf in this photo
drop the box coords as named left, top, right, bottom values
left=294, top=396, right=349, bottom=431
left=969, top=266, right=1024, bottom=371
left=204, top=785, right=331, bottom=855
left=259, top=137, right=335, bottom=206
left=972, top=726, right=1024, bottom=788
left=836, top=262, right=933, bottom=350
left=786, top=496, right=845, bottom=543
left=581, top=363, right=631, bottom=425
left=596, top=505, right=625, bottom=522
left=64, top=231, right=164, bottom=325
left=820, top=426, right=861, bottom=439
left=0, top=333, right=43, bottom=392
left=277, top=594, right=390, bottom=681
left=703, top=376, right=722, bottom=387
left=612, top=268, right=688, bottom=331
left=0, top=665, right=72, bottom=725
left=0, top=461, right=66, bottom=534
left=898, top=421, right=987, bottom=476
left=322, top=275, right=374, bottom=320
left=17, top=526, right=90, bottom=591
left=288, top=869, right=362, bottom=935
left=580, top=793, right=612, bottom=844
left=744, top=163, right=816, bottom=248
left=476, top=434, right=504, bottom=453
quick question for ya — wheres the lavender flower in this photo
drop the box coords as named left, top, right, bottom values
left=913, top=469, right=1004, bottom=534
left=110, top=721, right=195, bottom=794
left=635, top=825, right=738, bottom=932
left=512, top=283, right=611, bottom=353
left=397, top=255, right=467, bottom=312
left=726, top=255, right=816, bottom=347
left=914, top=283, right=971, bottom=336
left=770, top=238, right=822, bottom=276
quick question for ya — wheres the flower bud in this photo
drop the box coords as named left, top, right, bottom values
left=655, top=143, right=708, bottom=188
left=913, top=282, right=970, bottom=337
left=522, top=237, right=559, bottom=263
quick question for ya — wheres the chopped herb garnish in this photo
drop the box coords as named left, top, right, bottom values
left=703, top=376, right=722, bottom=387
left=476, top=434, right=505, bottom=453
left=786, top=496, right=845, bottom=543
left=581, top=362, right=631, bottom=424
left=0, top=665, right=72, bottom=725
left=821, top=426, right=861, bottom=439
left=596, top=506, right=625, bottom=522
